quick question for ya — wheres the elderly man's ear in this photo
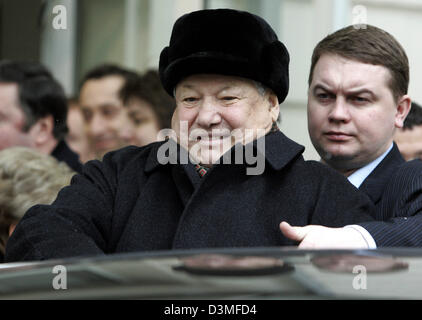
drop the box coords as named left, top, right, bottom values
left=268, top=92, right=280, bottom=123
left=395, top=95, right=412, bottom=129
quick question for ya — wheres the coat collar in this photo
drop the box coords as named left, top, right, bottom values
left=258, top=129, right=305, bottom=171
left=358, top=143, right=405, bottom=204
left=144, top=130, right=305, bottom=174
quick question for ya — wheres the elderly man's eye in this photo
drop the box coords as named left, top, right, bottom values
left=220, top=96, right=239, bottom=103
left=183, top=97, right=198, bottom=103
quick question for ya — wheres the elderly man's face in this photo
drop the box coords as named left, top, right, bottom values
left=173, top=74, right=279, bottom=166
left=307, top=54, right=410, bottom=175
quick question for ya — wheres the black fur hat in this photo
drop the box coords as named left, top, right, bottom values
left=159, top=9, right=290, bottom=103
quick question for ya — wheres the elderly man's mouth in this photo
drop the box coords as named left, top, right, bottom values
left=198, top=136, right=229, bottom=146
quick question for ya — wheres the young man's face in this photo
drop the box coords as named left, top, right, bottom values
left=0, top=83, right=34, bottom=150
left=307, top=54, right=410, bottom=175
left=79, top=75, right=135, bottom=159
left=173, top=74, right=279, bottom=166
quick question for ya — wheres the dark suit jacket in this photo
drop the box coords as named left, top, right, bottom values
left=359, top=143, right=422, bottom=246
left=5, top=131, right=374, bottom=262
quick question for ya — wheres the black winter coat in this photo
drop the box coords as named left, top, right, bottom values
left=5, top=131, right=375, bottom=261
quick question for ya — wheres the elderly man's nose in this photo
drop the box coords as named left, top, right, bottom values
left=196, top=99, right=222, bottom=127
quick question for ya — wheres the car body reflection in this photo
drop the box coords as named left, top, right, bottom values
left=0, top=247, right=419, bottom=299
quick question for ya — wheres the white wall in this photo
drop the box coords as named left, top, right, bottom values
left=278, top=0, right=332, bottom=160
left=352, top=0, right=422, bottom=104
left=40, top=0, right=78, bottom=96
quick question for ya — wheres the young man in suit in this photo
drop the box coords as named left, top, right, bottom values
left=281, top=25, right=422, bottom=248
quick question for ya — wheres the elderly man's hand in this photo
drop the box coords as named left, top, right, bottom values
left=279, top=222, right=369, bottom=249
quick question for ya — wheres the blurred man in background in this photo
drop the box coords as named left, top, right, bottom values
left=394, top=101, right=422, bottom=161
left=79, top=64, right=139, bottom=159
left=0, top=61, right=82, bottom=173
left=66, top=98, right=94, bottom=163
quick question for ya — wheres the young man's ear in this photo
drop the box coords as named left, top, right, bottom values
left=28, top=115, right=55, bottom=146
left=395, top=95, right=411, bottom=129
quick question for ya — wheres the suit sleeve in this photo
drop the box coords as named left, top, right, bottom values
left=358, top=160, right=422, bottom=247
left=5, top=153, right=119, bottom=262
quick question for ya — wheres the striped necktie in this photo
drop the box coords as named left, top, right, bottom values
left=195, top=164, right=209, bottom=178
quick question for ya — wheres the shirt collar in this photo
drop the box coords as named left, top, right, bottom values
left=348, top=143, right=394, bottom=188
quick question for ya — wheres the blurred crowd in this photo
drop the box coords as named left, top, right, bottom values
left=70, top=64, right=176, bottom=163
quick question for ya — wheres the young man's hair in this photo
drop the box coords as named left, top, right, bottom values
left=308, top=25, right=409, bottom=103
left=80, top=64, right=140, bottom=90
left=403, top=102, right=422, bottom=130
left=0, top=61, right=69, bottom=140
left=0, top=147, right=75, bottom=254
left=119, top=69, right=176, bottom=129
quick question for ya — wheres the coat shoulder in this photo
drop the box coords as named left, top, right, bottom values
left=386, top=159, right=422, bottom=192
left=297, top=159, right=349, bottom=182
left=103, top=142, right=162, bottom=165
left=395, top=159, right=422, bottom=176
left=83, top=142, right=163, bottom=173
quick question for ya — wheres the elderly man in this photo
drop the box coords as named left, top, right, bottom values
left=281, top=25, right=422, bottom=248
left=5, top=9, right=374, bottom=262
